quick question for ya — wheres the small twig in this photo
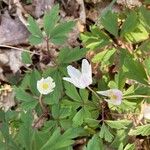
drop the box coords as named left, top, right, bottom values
left=0, top=44, right=40, bottom=55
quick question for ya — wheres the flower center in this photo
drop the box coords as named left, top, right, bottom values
left=110, top=94, right=118, bottom=100
left=42, top=83, right=49, bottom=90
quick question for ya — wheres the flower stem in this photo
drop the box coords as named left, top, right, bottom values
left=87, top=86, right=105, bottom=121
left=87, top=86, right=101, bottom=101
left=39, top=94, right=46, bottom=113
left=123, top=95, right=150, bottom=99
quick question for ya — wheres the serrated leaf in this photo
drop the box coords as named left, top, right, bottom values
left=101, top=10, right=118, bottom=37
left=64, top=82, right=81, bottom=102
left=21, top=51, right=32, bottom=64
left=15, top=88, right=36, bottom=102
left=27, top=16, right=43, bottom=37
left=124, top=143, right=135, bottom=150
left=92, top=49, right=116, bottom=64
left=44, top=4, right=60, bottom=37
left=99, top=123, right=114, bottom=142
left=58, top=47, right=87, bottom=64
left=85, top=134, right=104, bottom=150
left=50, top=21, right=75, bottom=45
left=129, top=124, right=150, bottom=136
left=30, top=69, right=41, bottom=96
left=29, top=35, right=43, bottom=45
left=121, top=11, right=138, bottom=36
left=106, top=120, right=132, bottom=129
left=72, top=109, right=84, bottom=126
left=80, top=26, right=110, bottom=50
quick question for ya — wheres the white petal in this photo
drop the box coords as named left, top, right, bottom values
left=81, top=59, right=92, bottom=78
left=97, top=90, right=110, bottom=97
left=80, top=74, right=92, bottom=88
left=104, top=99, right=122, bottom=105
left=143, top=106, right=150, bottom=120
left=63, top=77, right=85, bottom=89
left=44, top=76, right=54, bottom=83
left=67, top=65, right=81, bottom=79
left=37, top=77, right=55, bottom=95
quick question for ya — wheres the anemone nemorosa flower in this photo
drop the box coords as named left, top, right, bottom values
left=37, top=77, right=55, bottom=95
left=63, top=59, right=92, bottom=89
left=143, top=104, right=150, bottom=120
left=97, top=89, right=123, bottom=105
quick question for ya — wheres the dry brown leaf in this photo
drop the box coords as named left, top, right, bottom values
left=0, top=90, right=15, bottom=112
left=0, top=12, right=29, bottom=45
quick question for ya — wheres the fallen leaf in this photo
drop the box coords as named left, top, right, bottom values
left=0, top=12, right=29, bottom=45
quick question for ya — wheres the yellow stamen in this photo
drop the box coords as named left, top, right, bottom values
left=42, top=83, right=49, bottom=90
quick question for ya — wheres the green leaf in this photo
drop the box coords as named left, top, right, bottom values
left=85, top=134, right=104, bottom=150
left=21, top=51, right=32, bottom=64
left=144, top=58, right=150, bottom=76
left=92, top=49, right=116, bottom=64
left=79, top=89, right=89, bottom=102
left=21, top=100, right=38, bottom=110
left=124, top=143, right=135, bottom=150
left=106, top=120, right=132, bottom=129
left=15, top=88, right=36, bottom=102
left=50, top=21, right=75, bottom=45
left=64, top=82, right=81, bottom=102
left=124, top=22, right=149, bottom=43
left=72, top=109, right=84, bottom=126
left=121, top=11, right=138, bottom=36
left=120, top=50, right=148, bottom=84
left=129, top=124, right=150, bottom=136
left=40, top=128, right=61, bottom=150
left=29, top=35, right=43, bottom=45
left=101, top=10, right=118, bottom=37
left=17, top=112, right=34, bottom=150
left=41, top=128, right=76, bottom=150
left=80, top=26, right=110, bottom=50
left=44, top=4, right=60, bottom=37
left=99, top=123, right=114, bottom=142
left=27, top=16, right=43, bottom=37
left=58, top=47, right=87, bottom=64
left=30, top=69, right=41, bottom=96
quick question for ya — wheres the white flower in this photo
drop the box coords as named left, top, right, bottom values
left=63, top=59, right=92, bottom=89
left=37, top=77, right=55, bottom=95
left=97, top=89, right=123, bottom=105
left=143, top=104, right=150, bottom=120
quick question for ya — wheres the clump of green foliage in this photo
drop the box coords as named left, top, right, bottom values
left=1, top=2, right=150, bottom=150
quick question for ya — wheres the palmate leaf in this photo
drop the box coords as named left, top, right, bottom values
left=99, top=123, right=114, bottom=142
left=80, top=26, right=110, bottom=50
left=106, top=120, right=132, bottom=130
left=27, top=16, right=43, bottom=37
left=101, top=10, right=118, bottom=37
left=40, top=128, right=81, bottom=150
left=120, top=49, right=148, bottom=85
left=121, top=11, right=138, bottom=36
left=21, top=51, right=32, bottom=64
left=27, top=16, right=43, bottom=45
left=84, top=134, right=104, bottom=150
left=58, top=47, right=87, bottom=64
left=129, top=124, right=150, bottom=136
left=44, top=4, right=60, bottom=37
left=50, top=21, right=75, bottom=45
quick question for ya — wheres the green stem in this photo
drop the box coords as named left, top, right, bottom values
left=123, top=95, right=150, bottom=99
left=39, top=94, right=46, bottom=112
left=87, top=86, right=105, bottom=121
